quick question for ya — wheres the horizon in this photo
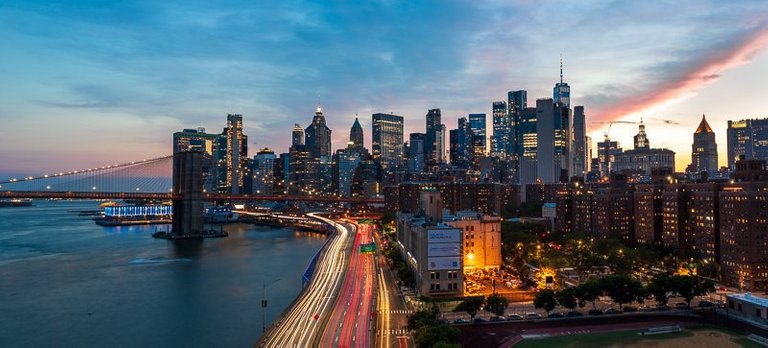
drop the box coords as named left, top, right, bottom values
left=2, top=1, right=768, bottom=176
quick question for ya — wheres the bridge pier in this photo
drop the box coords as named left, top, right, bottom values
left=154, top=151, right=226, bottom=240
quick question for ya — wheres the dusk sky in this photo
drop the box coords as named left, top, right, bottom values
left=2, top=0, right=768, bottom=177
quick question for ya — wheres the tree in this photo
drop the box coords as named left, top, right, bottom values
left=646, top=273, right=673, bottom=306
left=556, top=287, right=583, bottom=311
left=577, top=280, right=602, bottom=310
left=413, top=324, right=460, bottom=348
left=455, top=296, right=485, bottom=320
left=533, top=289, right=557, bottom=314
left=485, top=293, right=509, bottom=316
left=407, top=307, right=440, bottom=331
left=599, top=275, right=645, bottom=310
left=671, top=275, right=715, bottom=307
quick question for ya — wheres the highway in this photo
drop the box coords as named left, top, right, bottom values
left=260, top=213, right=354, bottom=347
left=320, top=222, right=377, bottom=347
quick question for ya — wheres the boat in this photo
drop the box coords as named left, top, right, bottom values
left=0, top=199, right=34, bottom=208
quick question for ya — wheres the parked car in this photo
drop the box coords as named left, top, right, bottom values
left=639, top=305, right=655, bottom=312
left=623, top=306, right=638, bottom=313
left=674, top=302, right=690, bottom=310
left=547, top=312, right=565, bottom=318
left=507, top=314, right=524, bottom=320
left=588, top=309, right=604, bottom=316
left=698, top=300, right=714, bottom=308
left=604, top=308, right=622, bottom=315
left=656, top=305, right=671, bottom=311
left=473, top=317, right=486, bottom=323
left=453, top=318, right=469, bottom=324
left=566, top=311, right=584, bottom=317
left=490, top=316, right=506, bottom=322
left=525, top=312, right=542, bottom=319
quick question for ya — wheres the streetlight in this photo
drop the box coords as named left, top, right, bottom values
left=262, top=278, right=282, bottom=333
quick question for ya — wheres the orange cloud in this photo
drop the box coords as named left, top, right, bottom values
left=592, top=27, right=768, bottom=123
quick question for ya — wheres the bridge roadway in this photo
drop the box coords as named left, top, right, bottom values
left=259, top=213, right=356, bottom=347
left=0, top=191, right=383, bottom=203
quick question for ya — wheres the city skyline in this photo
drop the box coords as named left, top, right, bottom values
left=2, top=1, right=768, bottom=176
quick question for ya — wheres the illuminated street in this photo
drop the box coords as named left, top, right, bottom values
left=260, top=213, right=354, bottom=347
left=320, top=222, right=377, bottom=347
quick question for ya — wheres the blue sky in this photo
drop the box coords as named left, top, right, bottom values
left=1, top=0, right=768, bottom=176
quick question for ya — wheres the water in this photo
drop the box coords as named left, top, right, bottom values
left=0, top=201, right=326, bottom=347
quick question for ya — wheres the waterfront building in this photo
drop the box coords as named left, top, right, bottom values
left=349, top=115, right=364, bottom=150
left=372, top=112, right=405, bottom=170
left=288, top=144, right=318, bottom=196
left=305, top=105, right=332, bottom=159
left=727, top=118, right=768, bottom=169
left=690, top=114, right=719, bottom=175
left=274, top=153, right=289, bottom=194
left=173, top=127, right=219, bottom=156
left=252, top=148, right=276, bottom=196
left=385, top=182, right=519, bottom=217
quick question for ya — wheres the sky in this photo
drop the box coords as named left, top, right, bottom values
left=1, top=0, right=768, bottom=177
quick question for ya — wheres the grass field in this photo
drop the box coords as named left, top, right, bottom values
left=515, top=326, right=762, bottom=348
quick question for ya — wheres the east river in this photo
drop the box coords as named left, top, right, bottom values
left=0, top=200, right=326, bottom=347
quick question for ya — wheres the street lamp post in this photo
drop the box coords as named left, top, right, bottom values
left=262, top=278, right=282, bottom=333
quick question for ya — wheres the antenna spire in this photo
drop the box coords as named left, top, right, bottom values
left=559, top=54, right=563, bottom=84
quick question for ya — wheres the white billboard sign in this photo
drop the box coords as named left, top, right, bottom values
left=427, top=229, right=461, bottom=244
left=428, top=244, right=461, bottom=257
left=428, top=257, right=461, bottom=270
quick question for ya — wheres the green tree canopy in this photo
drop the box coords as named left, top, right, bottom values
left=485, top=293, right=509, bottom=316
left=533, top=289, right=557, bottom=313
left=455, top=296, right=485, bottom=319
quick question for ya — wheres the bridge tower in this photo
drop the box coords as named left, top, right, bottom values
left=171, top=151, right=205, bottom=236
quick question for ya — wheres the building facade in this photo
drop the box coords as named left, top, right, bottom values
left=305, top=106, right=332, bottom=159
left=372, top=113, right=404, bottom=170
left=691, top=114, right=719, bottom=174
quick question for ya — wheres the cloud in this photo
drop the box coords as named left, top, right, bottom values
left=591, top=25, right=768, bottom=123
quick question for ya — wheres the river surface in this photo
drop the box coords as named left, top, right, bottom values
left=0, top=200, right=326, bottom=347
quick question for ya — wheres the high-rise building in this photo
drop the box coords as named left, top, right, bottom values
left=634, top=118, right=650, bottom=149
left=536, top=98, right=557, bottom=183
left=491, top=101, right=510, bottom=157
left=425, top=109, right=442, bottom=169
left=350, top=114, right=364, bottom=150
left=455, top=117, right=473, bottom=168
left=408, top=133, right=426, bottom=172
left=305, top=105, right=332, bottom=159
left=288, top=144, right=318, bottom=195
left=351, top=154, right=382, bottom=198
left=219, top=114, right=248, bottom=194
left=573, top=106, right=587, bottom=178
left=449, top=129, right=459, bottom=166
left=252, top=148, right=276, bottom=195
left=597, top=137, right=622, bottom=177
left=334, top=147, right=363, bottom=197
left=518, top=107, right=538, bottom=187
left=691, top=114, right=719, bottom=174
left=553, top=56, right=571, bottom=108
left=172, top=127, right=219, bottom=192
left=727, top=118, right=768, bottom=169
left=371, top=112, right=404, bottom=170
left=468, top=113, right=487, bottom=154
left=292, top=123, right=305, bottom=146
left=507, top=90, right=527, bottom=160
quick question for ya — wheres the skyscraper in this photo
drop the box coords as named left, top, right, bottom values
left=491, top=101, right=510, bottom=157
left=536, top=98, right=557, bottom=183
left=408, top=133, right=425, bottom=172
left=305, top=105, right=332, bottom=159
left=634, top=118, right=649, bottom=149
left=518, top=107, right=538, bottom=186
left=292, top=123, right=305, bottom=146
left=350, top=114, right=364, bottom=149
left=219, top=114, right=248, bottom=194
left=424, top=109, right=442, bottom=169
left=553, top=56, right=570, bottom=108
left=371, top=112, right=404, bottom=170
left=691, top=114, right=719, bottom=174
left=468, top=113, right=487, bottom=154
left=252, top=148, right=276, bottom=195
left=727, top=118, right=768, bottom=169
left=572, top=106, right=587, bottom=177
left=508, top=90, right=527, bottom=181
